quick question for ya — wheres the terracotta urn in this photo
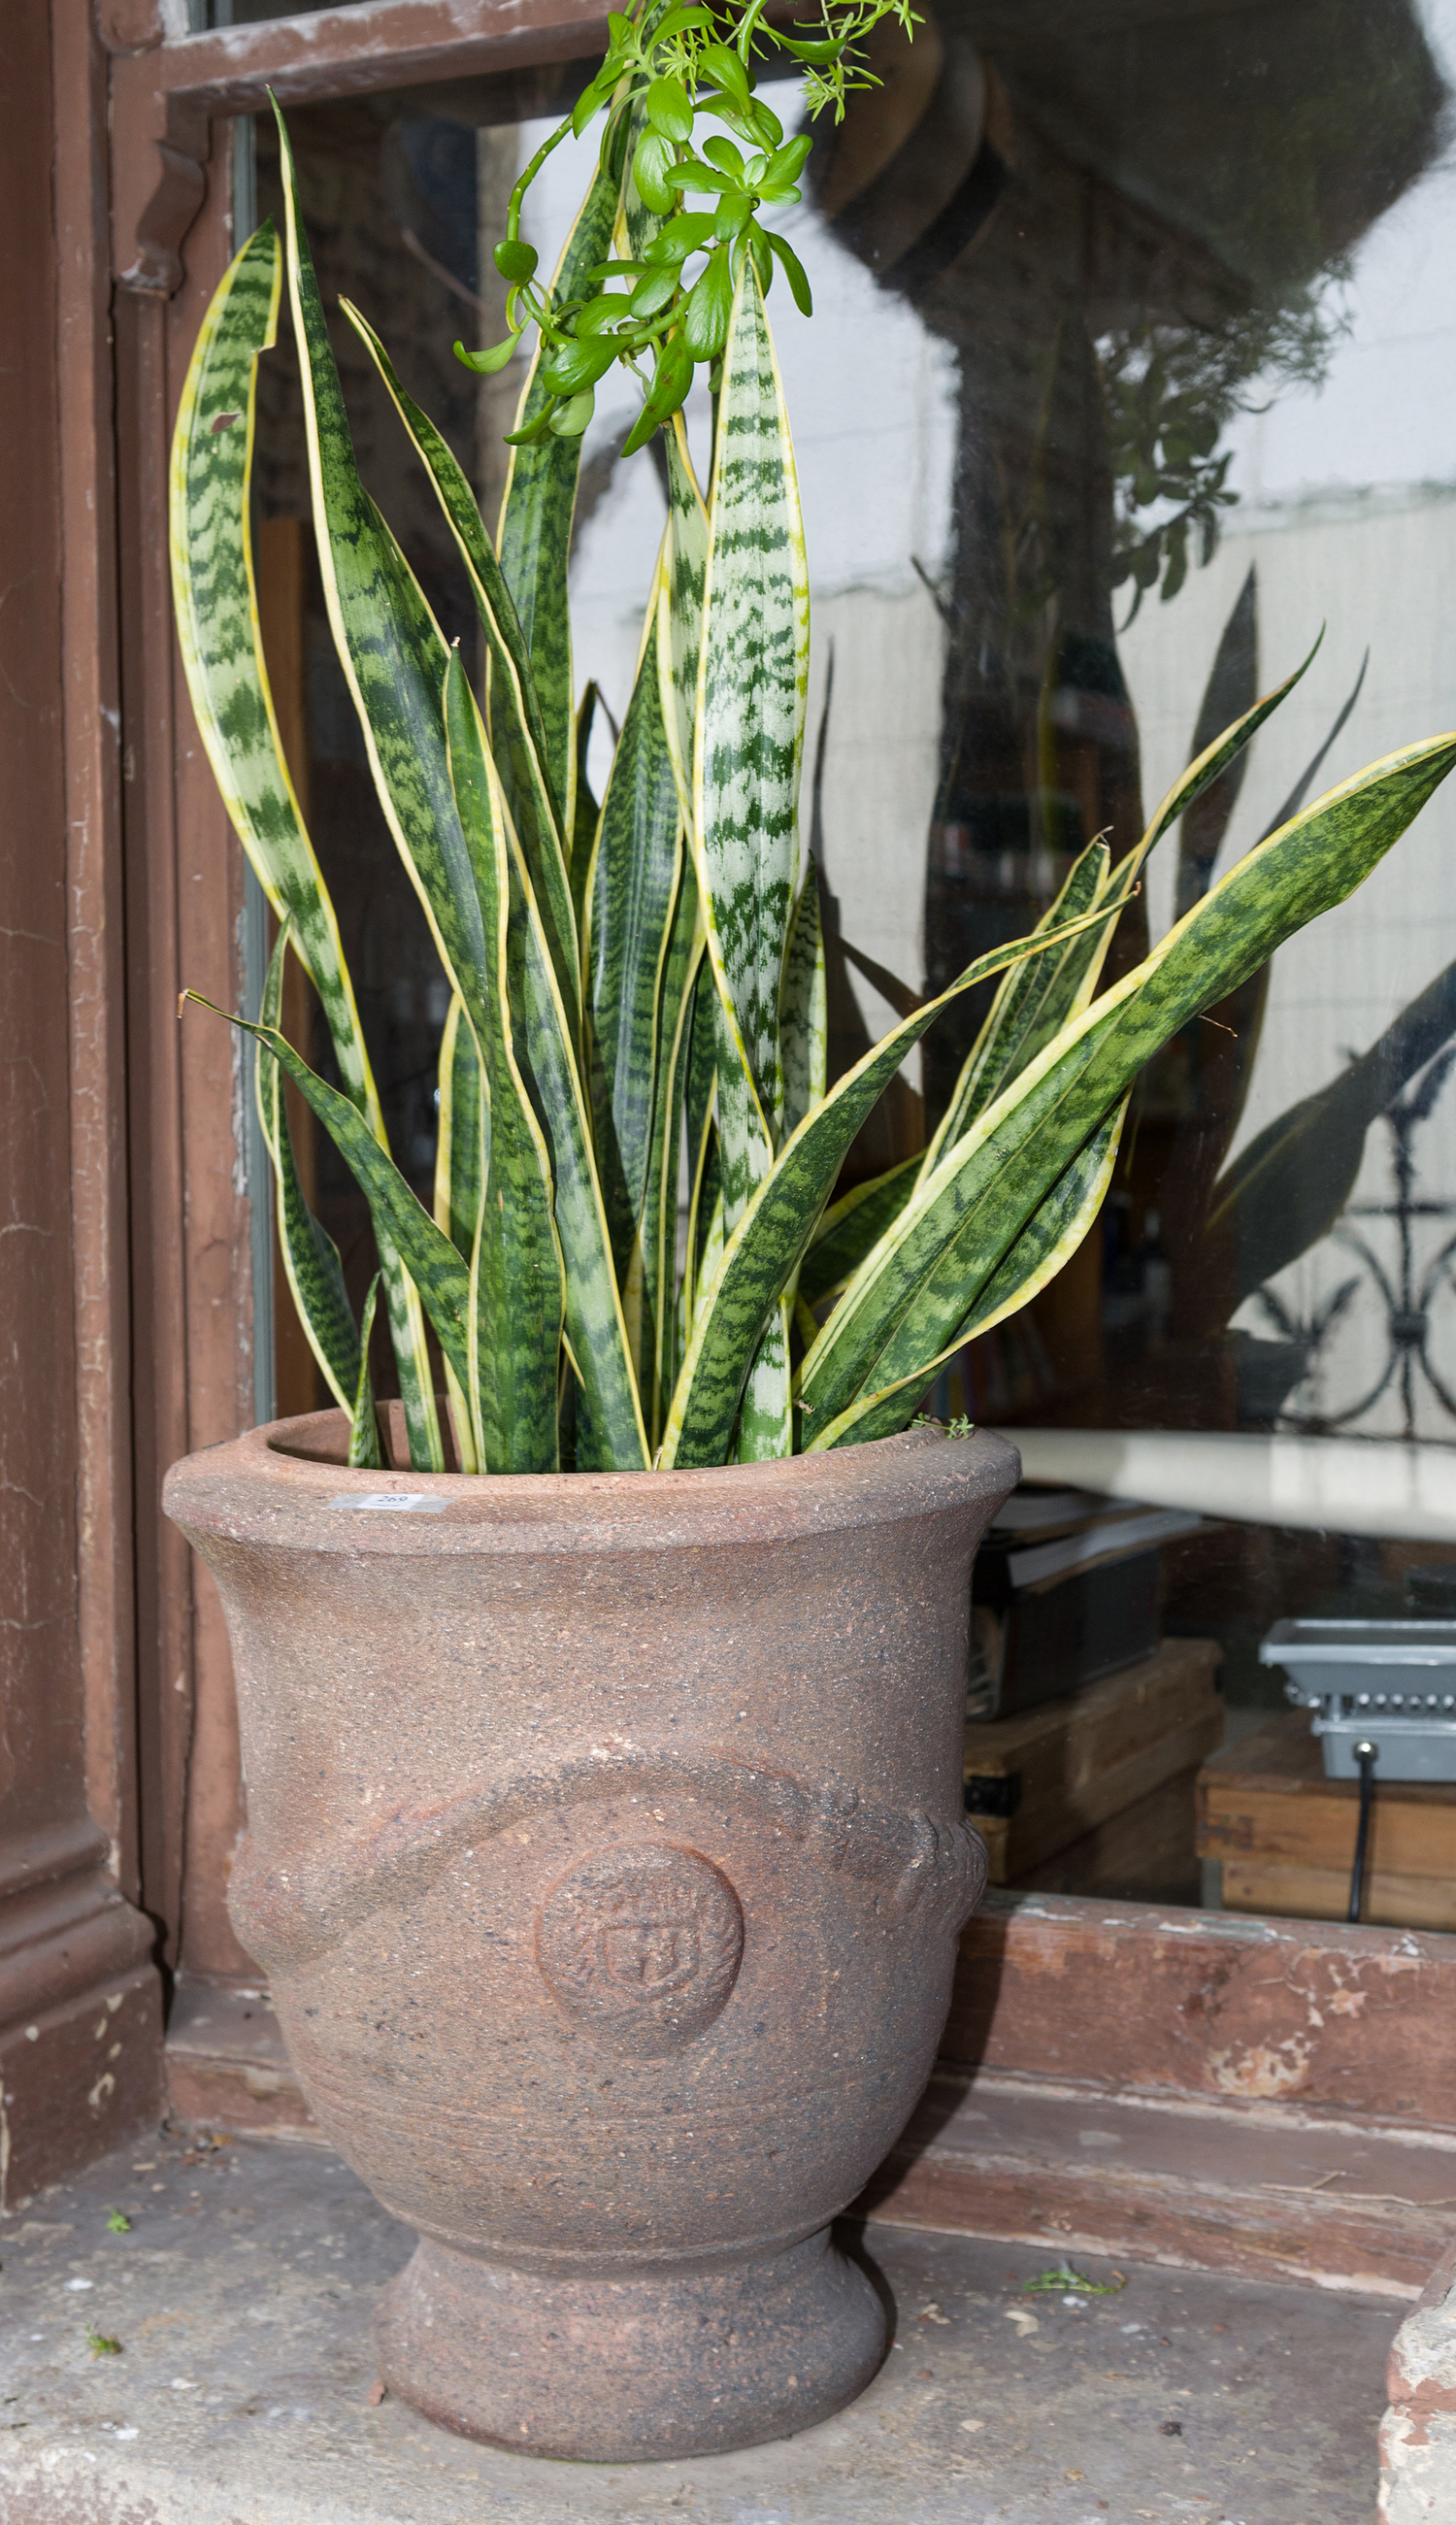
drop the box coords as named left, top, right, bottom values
left=164, top=1412, right=1016, bottom=2461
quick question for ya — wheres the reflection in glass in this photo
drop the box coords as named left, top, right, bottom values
left=243, top=2, right=1456, bottom=1902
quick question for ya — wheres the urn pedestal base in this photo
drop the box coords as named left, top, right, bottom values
left=372, top=2228, right=887, bottom=2461
left=167, top=1415, right=1017, bottom=2463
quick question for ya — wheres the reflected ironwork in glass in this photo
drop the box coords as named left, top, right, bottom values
left=1264, top=1047, right=1456, bottom=1441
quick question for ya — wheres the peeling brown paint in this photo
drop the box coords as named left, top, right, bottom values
left=1207, top=2037, right=1315, bottom=2101
left=945, top=1895, right=1456, bottom=2131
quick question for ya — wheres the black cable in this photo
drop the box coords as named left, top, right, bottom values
left=1347, top=1740, right=1377, bottom=1925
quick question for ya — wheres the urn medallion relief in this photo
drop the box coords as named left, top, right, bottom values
left=165, top=1417, right=1014, bottom=2459
left=536, top=1844, right=745, bottom=2050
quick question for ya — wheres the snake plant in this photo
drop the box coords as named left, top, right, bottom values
left=171, top=9, right=1456, bottom=1475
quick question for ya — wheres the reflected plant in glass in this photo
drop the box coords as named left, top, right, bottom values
left=171, top=0, right=1456, bottom=1475
left=1103, top=288, right=1346, bottom=619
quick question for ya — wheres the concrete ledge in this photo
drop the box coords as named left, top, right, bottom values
left=169, top=1982, right=1456, bottom=2302
left=0, top=2126, right=1407, bottom=2521
left=164, top=1973, right=317, bottom=2143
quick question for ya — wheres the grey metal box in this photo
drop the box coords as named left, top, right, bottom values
left=1260, top=1619, right=1456, bottom=1782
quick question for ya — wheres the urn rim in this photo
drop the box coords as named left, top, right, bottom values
left=163, top=1408, right=1021, bottom=1559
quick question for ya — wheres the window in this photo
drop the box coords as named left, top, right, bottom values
left=239, top=0, right=1456, bottom=1923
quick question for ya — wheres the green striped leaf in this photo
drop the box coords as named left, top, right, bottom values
left=170, top=211, right=437, bottom=1464
left=801, top=729, right=1456, bottom=1433
left=377, top=1267, right=442, bottom=1472
left=647, top=863, right=705, bottom=1441
left=498, top=160, right=621, bottom=834
left=445, top=651, right=565, bottom=1472
left=486, top=727, right=652, bottom=1472
left=583, top=551, right=684, bottom=1300
left=683, top=960, right=718, bottom=1242
left=694, top=253, right=809, bottom=1151
left=921, top=839, right=1110, bottom=1175
left=186, top=992, right=473, bottom=1391
left=573, top=682, right=605, bottom=940
left=690, top=1178, right=724, bottom=1338
left=717, top=985, right=790, bottom=1454
left=254, top=925, right=375, bottom=1449
left=278, top=116, right=490, bottom=1047
left=733, top=1302, right=794, bottom=1461
left=657, top=413, right=710, bottom=829
left=779, top=866, right=827, bottom=1137
left=170, top=219, right=374, bottom=1121
left=680, top=965, right=719, bottom=1341
left=692, top=256, right=809, bottom=1460
left=957, top=1097, right=1128, bottom=1349
left=922, top=671, right=1290, bottom=1180
left=348, top=1274, right=383, bottom=1467
left=434, top=994, right=486, bottom=1261
left=432, top=997, right=482, bottom=1473
left=799, top=1155, right=920, bottom=1311
left=659, top=898, right=1119, bottom=1468
left=1102, top=633, right=1322, bottom=924
left=512, top=961, right=650, bottom=1466
left=808, top=1099, right=1128, bottom=1451
left=344, top=300, right=580, bottom=1040
left=284, top=105, right=548, bottom=1467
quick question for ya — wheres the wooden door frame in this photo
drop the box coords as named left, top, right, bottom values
left=0, top=0, right=164, bottom=2213
left=91, top=0, right=1456, bottom=2289
left=101, top=0, right=660, bottom=2028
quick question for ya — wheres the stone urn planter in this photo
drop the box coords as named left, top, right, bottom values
left=164, top=1412, right=1016, bottom=2460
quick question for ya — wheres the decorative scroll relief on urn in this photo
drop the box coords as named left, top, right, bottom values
left=230, top=1743, right=986, bottom=1980
left=537, top=1844, right=745, bottom=2054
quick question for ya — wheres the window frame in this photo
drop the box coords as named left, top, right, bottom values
left=100, top=0, right=1456, bottom=2280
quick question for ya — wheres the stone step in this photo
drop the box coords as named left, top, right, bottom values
left=861, top=2068, right=1456, bottom=2297
left=0, top=2121, right=1414, bottom=2523
left=166, top=1969, right=1456, bottom=2301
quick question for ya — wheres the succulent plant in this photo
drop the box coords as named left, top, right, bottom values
left=171, top=11, right=1456, bottom=1473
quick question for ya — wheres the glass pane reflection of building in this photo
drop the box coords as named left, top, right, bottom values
left=247, top=2, right=1456, bottom=1902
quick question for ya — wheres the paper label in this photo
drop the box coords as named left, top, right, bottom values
left=327, top=1492, right=447, bottom=1513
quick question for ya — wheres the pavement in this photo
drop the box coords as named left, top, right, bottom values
left=0, top=2125, right=1397, bottom=2523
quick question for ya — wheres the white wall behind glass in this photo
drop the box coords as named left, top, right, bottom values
left=1120, top=0, right=1456, bottom=1439
left=509, top=22, right=1456, bottom=1442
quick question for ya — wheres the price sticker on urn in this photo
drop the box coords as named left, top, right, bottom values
left=327, top=1494, right=447, bottom=1513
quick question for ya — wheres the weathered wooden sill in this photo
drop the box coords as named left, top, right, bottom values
left=167, top=1893, right=1456, bottom=2299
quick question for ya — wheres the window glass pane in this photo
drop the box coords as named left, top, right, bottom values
left=244, top=1, right=1456, bottom=1925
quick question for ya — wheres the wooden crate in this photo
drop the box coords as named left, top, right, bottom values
left=1198, top=1712, right=1456, bottom=1930
left=1010, top=1767, right=1204, bottom=1905
left=964, top=1635, right=1223, bottom=1885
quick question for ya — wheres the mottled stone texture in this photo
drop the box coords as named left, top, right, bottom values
left=1381, top=2238, right=1456, bottom=2521
left=164, top=1417, right=1015, bottom=2458
left=0, top=2127, right=1402, bottom=2523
